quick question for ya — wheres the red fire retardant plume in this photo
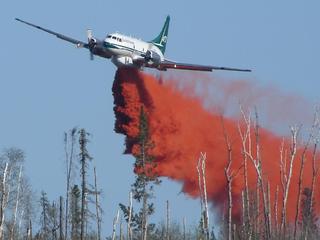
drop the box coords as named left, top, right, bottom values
left=112, top=67, right=319, bottom=220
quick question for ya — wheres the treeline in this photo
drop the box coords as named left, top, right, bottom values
left=214, top=108, right=320, bottom=240
left=1, top=107, right=320, bottom=240
left=0, top=128, right=103, bottom=240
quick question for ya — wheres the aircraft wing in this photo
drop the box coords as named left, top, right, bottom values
left=159, top=59, right=251, bottom=72
left=15, top=18, right=88, bottom=48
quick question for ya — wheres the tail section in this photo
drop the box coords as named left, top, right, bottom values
left=151, top=15, right=170, bottom=54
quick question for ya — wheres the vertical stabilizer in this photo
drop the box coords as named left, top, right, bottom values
left=151, top=15, right=170, bottom=54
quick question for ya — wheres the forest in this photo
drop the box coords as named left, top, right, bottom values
left=1, top=104, right=320, bottom=240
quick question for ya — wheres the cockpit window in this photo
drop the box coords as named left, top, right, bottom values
left=112, top=36, right=117, bottom=40
left=107, top=35, right=112, bottom=38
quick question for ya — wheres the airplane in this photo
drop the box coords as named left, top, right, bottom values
left=15, top=16, right=251, bottom=72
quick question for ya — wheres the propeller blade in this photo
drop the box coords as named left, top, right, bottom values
left=86, top=29, right=95, bottom=60
left=87, top=29, right=93, bottom=41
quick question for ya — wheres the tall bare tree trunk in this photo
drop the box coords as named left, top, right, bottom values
left=243, top=110, right=271, bottom=239
left=274, top=185, right=279, bottom=237
left=52, top=201, right=58, bottom=240
left=309, top=143, right=319, bottom=220
left=238, top=107, right=252, bottom=239
left=267, top=182, right=272, bottom=236
left=27, top=219, right=32, bottom=240
left=225, top=171, right=233, bottom=240
left=10, top=165, right=22, bottom=240
left=280, top=126, right=299, bottom=238
left=127, top=192, right=133, bottom=240
left=293, top=113, right=319, bottom=239
left=303, top=143, right=319, bottom=240
left=183, top=217, right=186, bottom=240
left=256, top=181, right=260, bottom=237
left=197, top=152, right=210, bottom=239
left=111, top=209, right=120, bottom=240
left=253, top=110, right=271, bottom=239
left=166, top=200, right=170, bottom=240
left=293, top=146, right=308, bottom=240
left=0, top=163, right=9, bottom=240
left=80, top=156, right=86, bottom=240
left=120, top=216, right=124, bottom=240
left=64, top=128, right=77, bottom=240
left=17, top=209, right=24, bottom=238
left=196, top=156, right=204, bottom=232
left=142, top=190, right=148, bottom=240
left=201, top=153, right=210, bottom=240
left=221, top=117, right=242, bottom=240
left=93, top=167, right=101, bottom=240
left=60, top=196, right=64, bottom=240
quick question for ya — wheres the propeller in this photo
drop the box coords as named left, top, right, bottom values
left=144, top=50, right=151, bottom=61
left=87, top=29, right=96, bottom=60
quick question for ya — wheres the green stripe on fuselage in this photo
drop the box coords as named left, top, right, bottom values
left=103, top=42, right=145, bottom=55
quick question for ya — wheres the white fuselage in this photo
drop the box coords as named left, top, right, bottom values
left=102, top=33, right=164, bottom=68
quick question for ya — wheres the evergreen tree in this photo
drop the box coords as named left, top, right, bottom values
left=38, top=191, right=59, bottom=239
left=78, top=128, right=93, bottom=240
left=39, top=191, right=51, bottom=239
left=120, top=107, right=160, bottom=240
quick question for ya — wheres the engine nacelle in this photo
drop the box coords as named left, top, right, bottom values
left=111, top=56, right=134, bottom=67
left=145, top=50, right=161, bottom=65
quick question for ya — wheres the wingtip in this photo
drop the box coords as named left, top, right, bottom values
left=15, top=18, right=24, bottom=23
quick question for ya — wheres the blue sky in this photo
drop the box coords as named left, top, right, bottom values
left=1, top=0, right=320, bottom=237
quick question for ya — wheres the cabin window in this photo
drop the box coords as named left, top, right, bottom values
left=112, top=36, right=116, bottom=39
left=107, top=35, right=111, bottom=38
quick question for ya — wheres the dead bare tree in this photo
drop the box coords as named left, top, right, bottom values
left=293, top=110, right=320, bottom=239
left=238, top=107, right=252, bottom=239
left=196, top=152, right=210, bottom=240
left=93, top=166, right=102, bottom=240
left=267, top=182, right=272, bottom=236
left=9, top=165, right=23, bottom=240
left=273, top=185, right=279, bottom=237
left=111, top=209, right=120, bottom=240
left=183, top=217, right=186, bottom=240
left=0, top=162, right=9, bottom=240
left=17, top=209, right=24, bottom=238
left=242, top=109, right=272, bottom=239
left=309, top=142, right=319, bottom=223
left=27, top=219, right=32, bottom=240
left=59, top=196, right=64, bottom=240
left=303, top=116, right=320, bottom=240
left=197, top=152, right=210, bottom=239
left=0, top=148, right=26, bottom=240
left=201, top=153, right=210, bottom=240
left=279, top=126, right=300, bottom=238
left=166, top=200, right=170, bottom=240
left=221, top=117, right=242, bottom=240
left=119, top=216, right=124, bottom=240
left=127, top=191, right=133, bottom=240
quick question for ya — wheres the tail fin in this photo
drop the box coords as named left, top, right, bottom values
left=151, top=15, right=170, bottom=54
